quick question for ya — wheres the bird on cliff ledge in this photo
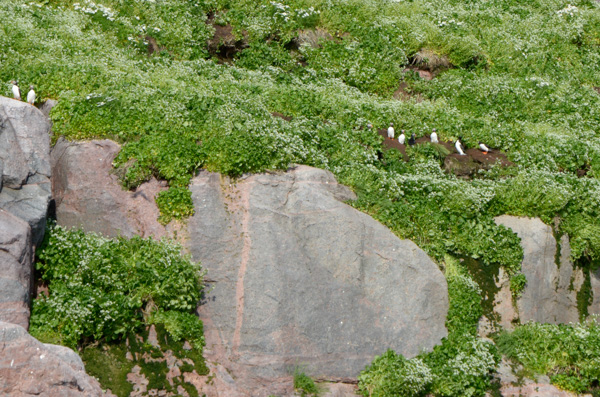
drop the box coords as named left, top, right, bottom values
left=478, top=142, right=491, bottom=154
left=455, top=138, right=466, bottom=155
left=27, top=86, right=36, bottom=105
left=11, top=81, right=21, bottom=101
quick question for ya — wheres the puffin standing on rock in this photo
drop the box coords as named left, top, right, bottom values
left=455, top=138, right=466, bottom=155
left=11, top=81, right=21, bottom=101
left=27, top=86, right=36, bottom=105
left=398, top=130, right=406, bottom=144
left=479, top=142, right=491, bottom=154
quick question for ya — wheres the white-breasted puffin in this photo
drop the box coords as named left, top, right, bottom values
left=455, top=139, right=466, bottom=155
left=11, top=81, right=21, bottom=101
left=478, top=142, right=490, bottom=154
left=387, top=122, right=395, bottom=139
left=27, top=86, right=36, bottom=105
left=398, top=129, right=406, bottom=144
left=430, top=128, right=439, bottom=143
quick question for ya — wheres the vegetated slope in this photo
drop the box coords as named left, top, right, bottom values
left=3, top=0, right=600, bottom=393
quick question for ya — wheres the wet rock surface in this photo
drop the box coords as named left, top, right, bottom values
left=494, top=216, right=584, bottom=325
left=188, top=165, right=449, bottom=396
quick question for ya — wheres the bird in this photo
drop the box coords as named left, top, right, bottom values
left=398, top=130, right=406, bottom=144
left=11, top=81, right=21, bottom=101
left=478, top=142, right=490, bottom=154
left=408, top=133, right=416, bottom=146
left=27, top=86, right=36, bottom=105
left=430, top=128, right=439, bottom=143
left=387, top=122, right=395, bottom=139
left=455, top=139, right=466, bottom=155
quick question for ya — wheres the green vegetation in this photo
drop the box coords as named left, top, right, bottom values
left=30, top=225, right=206, bottom=395
left=494, top=319, right=600, bottom=395
left=293, top=369, right=322, bottom=397
left=1, top=0, right=599, bottom=277
left=81, top=324, right=208, bottom=397
left=31, top=224, right=205, bottom=349
left=4, top=0, right=600, bottom=394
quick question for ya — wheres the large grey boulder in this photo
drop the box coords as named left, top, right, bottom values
left=0, top=321, right=108, bottom=396
left=0, top=210, right=33, bottom=329
left=51, top=138, right=168, bottom=239
left=0, top=96, right=51, bottom=245
left=494, top=216, right=584, bottom=325
left=189, top=166, right=448, bottom=396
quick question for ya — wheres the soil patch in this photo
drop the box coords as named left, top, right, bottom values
left=393, top=81, right=423, bottom=102
left=206, top=14, right=248, bottom=62
left=377, top=129, right=513, bottom=177
left=271, top=111, right=293, bottom=122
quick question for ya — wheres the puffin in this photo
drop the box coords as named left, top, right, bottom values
left=387, top=122, right=395, bottom=139
left=398, top=129, right=406, bottom=145
left=478, top=142, right=490, bottom=154
left=455, top=138, right=466, bottom=155
left=430, top=128, right=439, bottom=143
left=11, top=81, right=21, bottom=101
left=408, top=133, right=416, bottom=146
left=27, top=86, right=36, bottom=105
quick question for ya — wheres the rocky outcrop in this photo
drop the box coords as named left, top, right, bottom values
left=0, top=96, right=51, bottom=245
left=188, top=165, right=449, bottom=396
left=494, top=216, right=584, bottom=325
left=0, top=321, right=108, bottom=396
left=0, top=210, right=33, bottom=329
left=51, top=138, right=168, bottom=239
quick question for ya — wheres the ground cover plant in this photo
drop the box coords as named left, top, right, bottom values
left=3, top=0, right=600, bottom=394
left=494, top=319, right=600, bottom=395
left=29, top=225, right=207, bottom=395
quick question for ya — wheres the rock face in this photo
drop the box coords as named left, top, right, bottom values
left=0, top=321, right=107, bottom=396
left=0, top=210, right=33, bottom=329
left=0, top=96, right=51, bottom=245
left=189, top=165, right=448, bottom=396
left=494, top=216, right=584, bottom=325
left=51, top=138, right=168, bottom=239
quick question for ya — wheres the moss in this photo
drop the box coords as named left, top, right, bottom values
left=140, top=360, right=172, bottom=391
left=463, top=256, right=501, bottom=323
left=577, top=268, right=592, bottom=322
left=180, top=362, right=195, bottom=373
left=81, top=343, right=134, bottom=397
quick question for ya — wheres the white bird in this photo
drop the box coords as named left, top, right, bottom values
left=387, top=123, right=395, bottom=139
left=455, top=139, right=466, bottom=155
left=430, top=129, right=439, bottom=143
left=398, top=130, right=406, bottom=144
left=11, top=81, right=21, bottom=101
left=27, top=86, right=36, bottom=105
left=479, top=142, right=490, bottom=154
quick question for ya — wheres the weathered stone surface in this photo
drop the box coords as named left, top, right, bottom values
left=0, top=321, right=108, bottom=396
left=494, top=216, right=583, bottom=325
left=0, top=96, right=51, bottom=245
left=591, top=267, right=600, bottom=316
left=38, top=99, right=58, bottom=120
left=500, top=382, right=589, bottom=397
left=0, top=209, right=33, bottom=329
left=189, top=165, right=448, bottom=396
left=51, top=138, right=168, bottom=239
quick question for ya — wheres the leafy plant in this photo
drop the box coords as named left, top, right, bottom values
left=30, top=224, right=205, bottom=349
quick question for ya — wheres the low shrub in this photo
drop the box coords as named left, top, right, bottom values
left=30, top=224, right=205, bottom=350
